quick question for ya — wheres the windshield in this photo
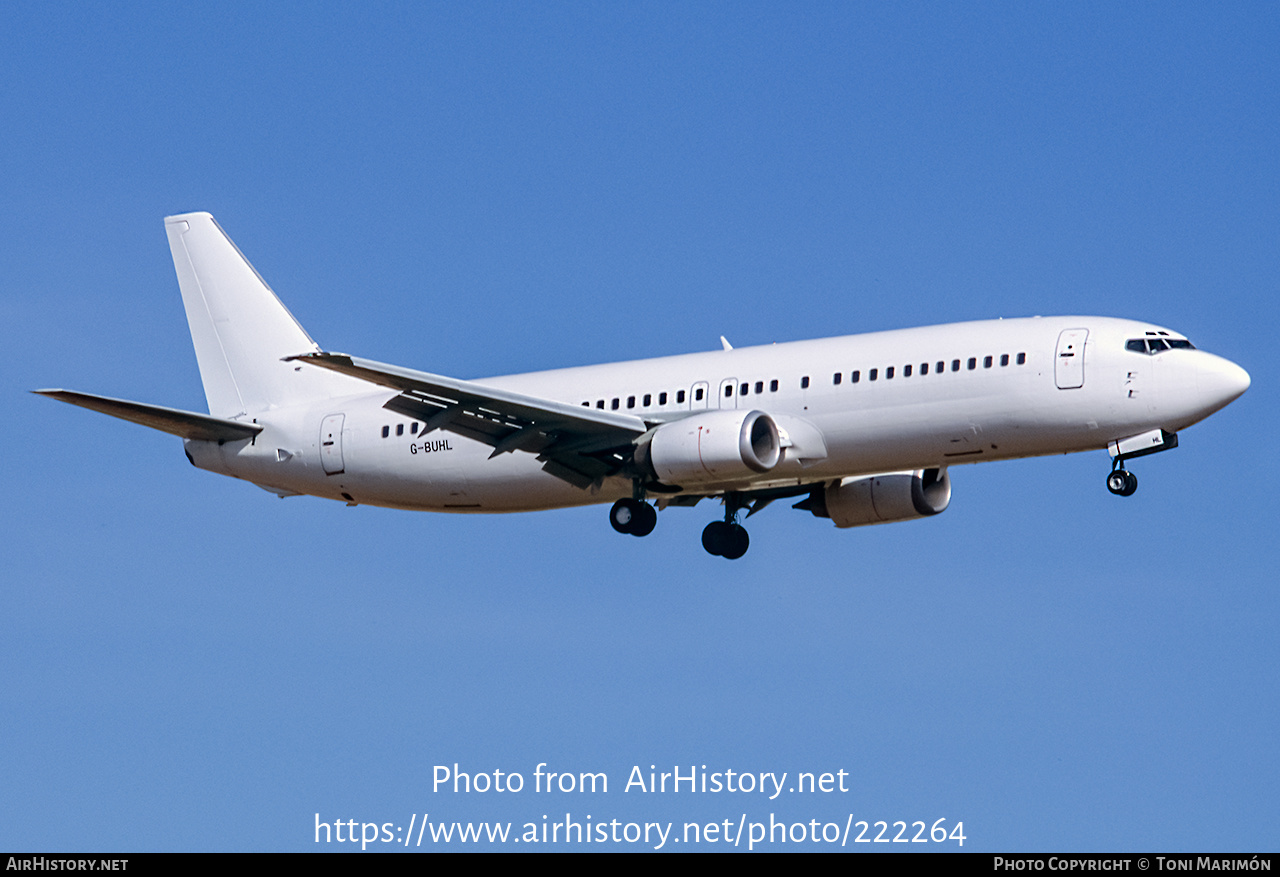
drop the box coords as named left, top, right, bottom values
left=1125, top=335, right=1195, bottom=355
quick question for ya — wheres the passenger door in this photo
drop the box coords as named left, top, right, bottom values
left=1055, top=329, right=1088, bottom=389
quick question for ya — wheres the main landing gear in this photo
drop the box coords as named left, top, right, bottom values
left=702, top=493, right=749, bottom=560
left=610, top=497, right=656, bottom=537
left=609, top=487, right=751, bottom=558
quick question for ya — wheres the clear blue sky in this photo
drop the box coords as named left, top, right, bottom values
left=3, top=2, right=1276, bottom=852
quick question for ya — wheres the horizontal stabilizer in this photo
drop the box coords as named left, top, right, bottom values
left=33, top=390, right=263, bottom=442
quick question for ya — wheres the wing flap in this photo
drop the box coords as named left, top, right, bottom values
left=34, top=390, right=263, bottom=442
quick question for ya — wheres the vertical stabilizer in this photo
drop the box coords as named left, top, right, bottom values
left=165, top=212, right=360, bottom=417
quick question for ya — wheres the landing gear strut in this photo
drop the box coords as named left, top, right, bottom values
left=702, top=493, right=750, bottom=559
left=1106, top=464, right=1138, bottom=497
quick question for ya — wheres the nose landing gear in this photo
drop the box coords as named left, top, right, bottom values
left=1105, top=429, right=1179, bottom=497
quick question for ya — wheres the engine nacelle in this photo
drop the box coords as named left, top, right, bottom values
left=636, top=409, right=782, bottom=486
left=804, top=468, right=951, bottom=528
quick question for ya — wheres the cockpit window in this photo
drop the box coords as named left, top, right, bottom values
left=1126, top=337, right=1195, bottom=354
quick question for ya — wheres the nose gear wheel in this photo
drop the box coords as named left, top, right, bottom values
left=1106, top=468, right=1137, bottom=496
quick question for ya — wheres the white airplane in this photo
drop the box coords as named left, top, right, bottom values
left=38, top=212, right=1250, bottom=559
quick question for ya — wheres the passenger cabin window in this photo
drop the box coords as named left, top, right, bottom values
left=869, top=369, right=878, bottom=381
left=770, top=379, right=778, bottom=392
left=801, top=376, right=810, bottom=389
left=694, top=388, right=704, bottom=401
left=983, top=356, right=992, bottom=368
left=678, top=390, right=687, bottom=403
left=659, top=392, right=668, bottom=405
left=754, top=381, right=763, bottom=394
left=904, top=364, right=912, bottom=377
left=851, top=370, right=860, bottom=383
left=1017, top=352, right=1026, bottom=364
left=833, top=372, right=842, bottom=385
left=396, top=424, right=404, bottom=436
left=381, top=425, right=389, bottom=438
left=1000, top=354, right=1009, bottom=366
left=886, top=366, right=894, bottom=379
left=643, top=394, right=651, bottom=406
left=951, top=359, right=960, bottom=372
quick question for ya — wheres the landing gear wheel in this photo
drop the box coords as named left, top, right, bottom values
left=1121, top=470, right=1138, bottom=496
left=631, top=501, right=657, bottom=536
left=611, top=498, right=638, bottom=534
left=721, top=524, right=749, bottom=560
left=1107, top=468, right=1138, bottom=496
left=1107, top=470, right=1127, bottom=495
left=610, top=498, right=657, bottom=536
left=702, top=520, right=729, bottom=555
left=702, top=521, right=749, bottom=559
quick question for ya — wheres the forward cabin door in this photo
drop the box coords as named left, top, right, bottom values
left=320, top=414, right=345, bottom=475
left=1055, top=329, right=1088, bottom=389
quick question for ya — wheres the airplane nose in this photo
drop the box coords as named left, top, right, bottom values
left=1198, top=354, right=1250, bottom=410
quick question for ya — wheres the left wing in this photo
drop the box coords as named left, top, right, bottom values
left=289, top=352, right=649, bottom=488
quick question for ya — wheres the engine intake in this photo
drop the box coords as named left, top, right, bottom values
left=636, top=409, right=782, bottom=486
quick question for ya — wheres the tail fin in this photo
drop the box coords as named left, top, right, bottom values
left=165, top=212, right=362, bottom=417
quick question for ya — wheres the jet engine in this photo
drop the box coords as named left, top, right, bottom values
left=800, top=467, right=951, bottom=528
left=635, top=409, right=782, bottom=486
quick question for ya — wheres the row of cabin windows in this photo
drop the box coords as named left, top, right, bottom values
left=727, top=379, right=781, bottom=398
left=807, top=351, right=1028, bottom=388
left=381, top=422, right=420, bottom=438
left=580, top=378, right=782, bottom=411
left=383, top=351, right=1032, bottom=433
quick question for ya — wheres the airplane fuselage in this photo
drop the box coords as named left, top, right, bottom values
left=185, top=314, right=1245, bottom=513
